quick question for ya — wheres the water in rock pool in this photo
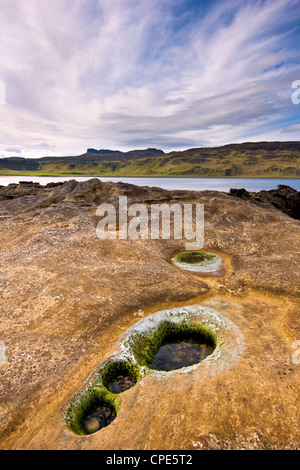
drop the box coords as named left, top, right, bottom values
left=82, top=405, right=116, bottom=435
left=149, top=339, right=214, bottom=372
left=107, top=375, right=136, bottom=394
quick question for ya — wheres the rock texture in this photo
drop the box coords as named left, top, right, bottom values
left=0, top=179, right=299, bottom=450
left=229, top=185, right=300, bottom=219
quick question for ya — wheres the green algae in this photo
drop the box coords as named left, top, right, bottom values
left=175, top=251, right=216, bottom=264
left=66, top=385, right=121, bottom=436
left=172, top=251, right=223, bottom=273
left=98, top=358, right=140, bottom=391
left=129, top=320, right=217, bottom=369
left=66, top=305, right=245, bottom=435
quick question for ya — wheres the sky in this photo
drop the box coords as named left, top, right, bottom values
left=0, top=0, right=300, bottom=158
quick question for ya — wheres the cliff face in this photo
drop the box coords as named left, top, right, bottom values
left=0, top=179, right=299, bottom=450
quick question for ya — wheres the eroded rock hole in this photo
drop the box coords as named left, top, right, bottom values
left=171, top=250, right=225, bottom=276
left=66, top=305, right=244, bottom=436
left=66, top=386, right=121, bottom=436
left=101, top=360, right=139, bottom=394
left=131, top=321, right=216, bottom=372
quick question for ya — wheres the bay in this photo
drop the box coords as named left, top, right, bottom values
left=0, top=175, right=299, bottom=192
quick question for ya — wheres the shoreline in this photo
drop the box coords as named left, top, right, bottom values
left=0, top=173, right=299, bottom=179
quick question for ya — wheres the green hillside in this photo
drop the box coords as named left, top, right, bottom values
left=1, top=142, right=300, bottom=178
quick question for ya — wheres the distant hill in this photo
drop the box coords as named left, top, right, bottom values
left=83, top=148, right=164, bottom=161
left=0, top=142, right=299, bottom=177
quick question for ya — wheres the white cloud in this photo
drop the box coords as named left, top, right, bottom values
left=282, top=124, right=300, bottom=133
left=0, top=0, right=299, bottom=157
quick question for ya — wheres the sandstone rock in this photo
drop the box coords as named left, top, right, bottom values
left=0, top=179, right=299, bottom=450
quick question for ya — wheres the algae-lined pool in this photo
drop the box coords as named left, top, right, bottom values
left=66, top=305, right=245, bottom=436
left=171, top=251, right=226, bottom=277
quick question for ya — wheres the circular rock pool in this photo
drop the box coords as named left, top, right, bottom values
left=171, top=251, right=225, bottom=276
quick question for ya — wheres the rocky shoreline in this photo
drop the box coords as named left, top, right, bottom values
left=0, top=179, right=299, bottom=449
left=229, top=184, right=300, bottom=220
left=0, top=179, right=299, bottom=220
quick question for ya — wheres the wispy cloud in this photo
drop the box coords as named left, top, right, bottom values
left=0, top=0, right=299, bottom=157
